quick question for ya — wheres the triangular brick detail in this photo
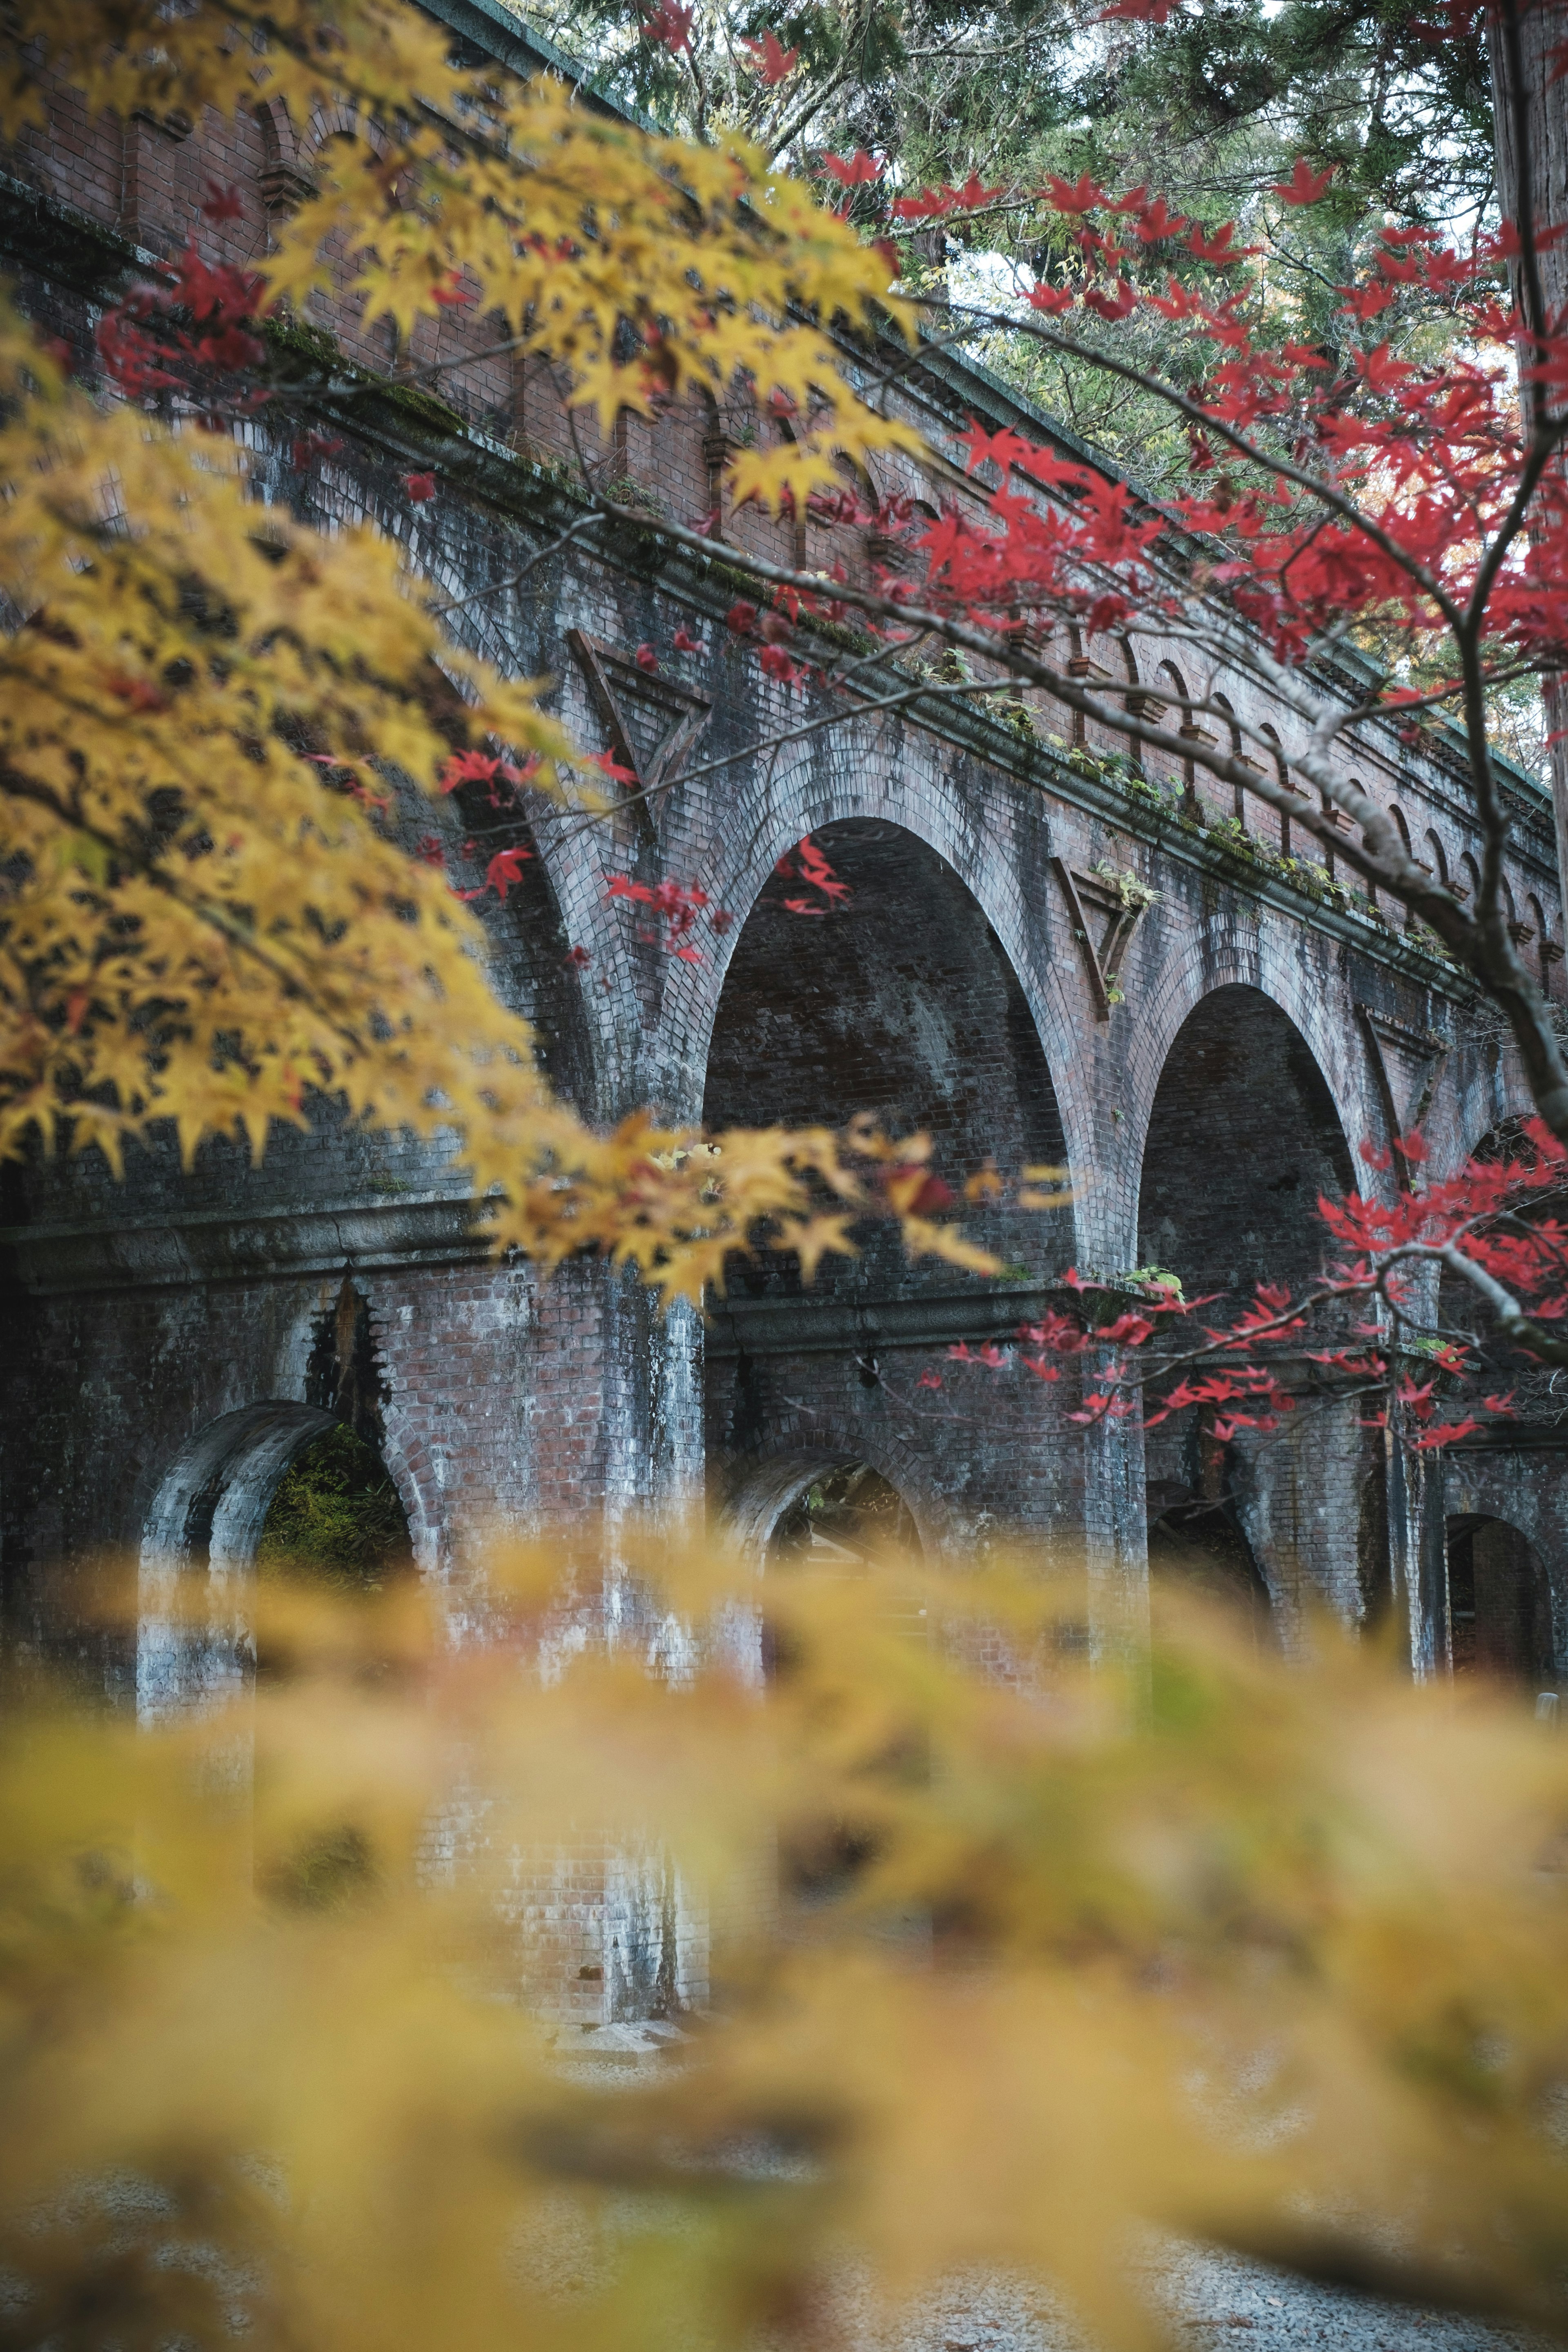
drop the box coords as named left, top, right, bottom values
left=1052, top=858, right=1148, bottom=1019
left=567, top=630, right=711, bottom=844
left=1358, top=1005, right=1448, bottom=1180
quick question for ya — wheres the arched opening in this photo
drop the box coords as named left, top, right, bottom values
left=258, top=1423, right=412, bottom=1591
left=143, top=1401, right=341, bottom=1578
left=139, top=1401, right=414, bottom=1718
left=768, top=1461, right=921, bottom=1564
left=1077, top=633, right=1139, bottom=768
left=1138, top=985, right=1353, bottom=1301
left=1348, top=780, right=1377, bottom=908
left=1154, top=660, right=1192, bottom=797
left=1063, top=626, right=1087, bottom=746
left=1114, top=637, right=1143, bottom=773
left=1148, top=1469, right=1274, bottom=1642
left=437, top=772, right=595, bottom=1109
left=725, top=1449, right=923, bottom=1558
left=722, top=1451, right=922, bottom=1691
left=1258, top=723, right=1294, bottom=859
left=1446, top=1514, right=1553, bottom=1684
left=1214, top=692, right=1245, bottom=829
left=139, top=1280, right=416, bottom=1717
left=1438, top=1120, right=1568, bottom=1413
left=1389, top=805, right=1415, bottom=926
left=704, top=820, right=1070, bottom=1302
left=1137, top=987, right=1358, bottom=1621
left=1528, top=893, right=1549, bottom=990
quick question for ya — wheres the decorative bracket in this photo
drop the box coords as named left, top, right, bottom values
left=1357, top=1004, right=1449, bottom=1182
left=566, top=629, right=710, bottom=846
left=1053, top=856, right=1149, bottom=1019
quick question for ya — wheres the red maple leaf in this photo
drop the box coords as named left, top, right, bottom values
left=821, top=149, right=882, bottom=187
left=1271, top=157, right=1334, bottom=206
left=403, top=472, right=437, bottom=503
left=1040, top=172, right=1107, bottom=216
left=741, top=30, right=799, bottom=82
left=1083, top=278, right=1136, bottom=321
left=200, top=180, right=245, bottom=223
left=642, top=0, right=695, bottom=50
left=1135, top=196, right=1188, bottom=241
left=950, top=172, right=1004, bottom=209
left=482, top=846, right=532, bottom=900
left=1339, top=282, right=1395, bottom=321
left=438, top=750, right=503, bottom=793
left=1188, top=220, right=1259, bottom=265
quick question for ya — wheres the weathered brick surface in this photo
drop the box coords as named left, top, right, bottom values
left=4, top=13, right=1568, bottom=1717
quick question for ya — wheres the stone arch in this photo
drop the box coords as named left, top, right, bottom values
left=271, top=465, right=602, bottom=1107
left=139, top=1401, right=332, bottom=1722
left=1063, top=624, right=1087, bottom=746
left=1111, top=946, right=1370, bottom=1267
left=139, top=1391, right=422, bottom=1718
left=1446, top=1513, right=1554, bottom=1683
left=700, top=815, right=1074, bottom=1297
left=657, top=741, right=1097, bottom=1252
left=1135, top=981, right=1354, bottom=1304
left=1154, top=659, right=1192, bottom=794
left=1113, top=636, right=1142, bottom=770
left=723, top=1447, right=926, bottom=1558
left=433, top=774, right=597, bottom=1110
left=1257, top=721, right=1294, bottom=858
left=1527, top=891, right=1557, bottom=996
left=1135, top=982, right=1365, bottom=1635
left=1390, top=806, right=1414, bottom=925
left=143, top=1401, right=338, bottom=1577
left=1437, top=1116, right=1568, bottom=1372
left=1213, top=693, right=1245, bottom=827
left=253, top=97, right=316, bottom=216
left=1345, top=777, right=1378, bottom=906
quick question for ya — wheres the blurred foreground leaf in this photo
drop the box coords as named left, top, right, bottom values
left=3, top=1543, right=1568, bottom=2349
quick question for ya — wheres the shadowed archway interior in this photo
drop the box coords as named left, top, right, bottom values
left=1138, top=986, right=1354, bottom=1301
left=1446, top=1514, right=1554, bottom=1684
left=1138, top=986, right=1357, bottom=1620
left=704, top=820, right=1069, bottom=1300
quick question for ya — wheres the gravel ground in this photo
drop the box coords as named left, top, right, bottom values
left=859, top=2245, right=1547, bottom=2352
left=553, top=2047, right=1547, bottom=2351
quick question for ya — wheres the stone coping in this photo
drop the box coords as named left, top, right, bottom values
left=0, top=1191, right=491, bottom=1296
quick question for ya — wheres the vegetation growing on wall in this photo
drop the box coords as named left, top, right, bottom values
left=257, top=1426, right=413, bottom=1589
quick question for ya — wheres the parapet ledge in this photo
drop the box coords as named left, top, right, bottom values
left=0, top=1189, right=493, bottom=1297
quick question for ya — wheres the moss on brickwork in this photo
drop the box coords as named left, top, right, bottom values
left=258, top=1424, right=411, bottom=1590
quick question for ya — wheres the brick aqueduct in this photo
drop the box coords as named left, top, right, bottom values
left=5, top=0, right=1568, bottom=2004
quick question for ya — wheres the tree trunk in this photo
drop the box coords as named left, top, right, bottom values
left=1490, top=0, right=1568, bottom=895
